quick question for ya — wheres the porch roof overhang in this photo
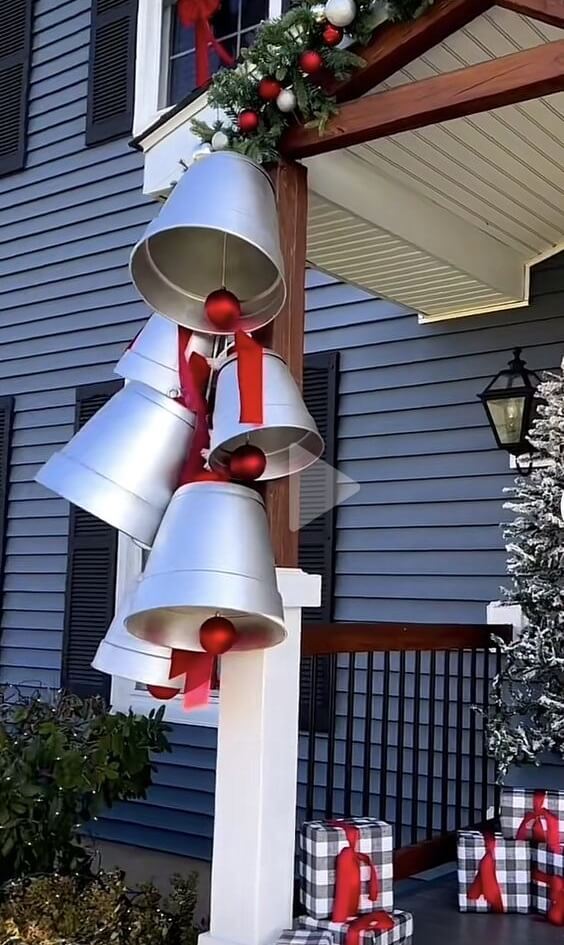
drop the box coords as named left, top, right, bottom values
left=133, top=0, right=564, bottom=323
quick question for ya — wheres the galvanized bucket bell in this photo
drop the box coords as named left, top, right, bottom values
left=129, top=152, right=286, bottom=334
left=126, top=481, right=285, bottom=651
left=209, top=349, right=324, bottom=480
left=92, top=592, right=183, bottom=689
left=114, top=314, right=214, bottom=397
left=36, top=383, right=196, bottom=548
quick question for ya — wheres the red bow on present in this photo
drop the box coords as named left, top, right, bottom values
left=517, top=790, right=561, bottom=854
left=345, top=911, right=395, bottom=945
left=177, top=0, right=235, bottom=88
left=533, top=869, right=564, bottom=927
left=329, top=822, right=380, bottom=923
left=467, top=832, right=505, bottom=913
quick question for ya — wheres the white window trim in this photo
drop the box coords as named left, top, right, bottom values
left=133, top=0, right=285, bottom=140
left=110, top=532, right=219, bottom=727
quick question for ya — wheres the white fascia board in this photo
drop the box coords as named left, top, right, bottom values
left=140, top=95, right=214, bottom=197
left=305, top=149, right=527, bottom=306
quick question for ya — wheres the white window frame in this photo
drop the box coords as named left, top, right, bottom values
left=110, top=532, right=220, bottom=727
left=133, top=0, right=285, bottom=138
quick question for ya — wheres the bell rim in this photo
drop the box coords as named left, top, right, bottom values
left=209, top=427, right=325, bottom=481
left=127, top=604, right=287, bottom=653
left=92, top=638, right=183, bottom=688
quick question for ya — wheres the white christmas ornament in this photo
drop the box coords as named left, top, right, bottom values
left=211, top=130, right=229, bottom=151
left=310, top=3, right=327, bottom=21
left=325, top=0, right=356, bottom=27
left=276, top=88, right=297, bottom=113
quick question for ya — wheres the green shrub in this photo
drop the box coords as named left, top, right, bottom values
left=0, top=690, right=170, bottom=881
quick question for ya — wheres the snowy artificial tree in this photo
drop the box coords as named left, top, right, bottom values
left=487, top=370, right=564, bottom=777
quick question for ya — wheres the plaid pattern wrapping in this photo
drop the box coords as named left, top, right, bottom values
left=500, top=788, right=564, bottom=847
left=457, top=831, right=531, bottom=913
left=300, top=819, right=394, bottom=919
left=532, top=845, right=564, bottom=915
left=298, top=911, right=413, bottom=945
left=276, top=932, right=335, bottom=945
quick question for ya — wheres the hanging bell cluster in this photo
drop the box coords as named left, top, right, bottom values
left=35, top=149, right=324, bottom=709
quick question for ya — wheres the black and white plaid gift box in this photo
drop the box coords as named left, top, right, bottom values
left=300, top=819, right=394, bottom=919
left=532, top=844, right=564, bottom=916
left=298, top=911, right=413, bottom=945
left=276, top=930, right=335, bottom=945
left=501, top=788, right=564, bottom=847
left=457, top=830, right=531, bottom=913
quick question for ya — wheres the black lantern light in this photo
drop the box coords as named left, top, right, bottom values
left=479, top=348, right=540, bottom=470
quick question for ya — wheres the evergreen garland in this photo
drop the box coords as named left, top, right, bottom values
left=192, top=0, right=435, bottom=164
left=487, top=371, right=564, bottom=776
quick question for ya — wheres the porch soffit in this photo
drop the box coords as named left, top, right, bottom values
left=306, top=6, right=564, bottom=321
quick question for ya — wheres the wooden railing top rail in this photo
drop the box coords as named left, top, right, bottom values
left=301, top=621, right=512, bottom=656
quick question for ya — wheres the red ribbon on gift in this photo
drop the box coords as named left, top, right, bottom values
left=235, top=331, right=264, bottom=425
left=176, top=0, right=235, bottom=88
left=345, top=911, right=395, bottom=945
left=533, top=868, right=564, bottom=927
left=516, top=790, right=561, bottom=854
left=328, top=821, right=380, bottom=923
left=467, top=832, right=505, bottom=913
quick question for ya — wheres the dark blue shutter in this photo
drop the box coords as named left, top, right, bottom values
left=0, top=398, right=14, bottom=632
left=0, top=0, right=33, bottom=176
left=86, top=0, right=138, bottom=146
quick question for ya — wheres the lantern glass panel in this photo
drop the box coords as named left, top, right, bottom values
left=486, top=396, right=526, bottom=446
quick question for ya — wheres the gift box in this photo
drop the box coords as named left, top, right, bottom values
left=500, top=788, right=564, bottom=849
left=457, top=830, right=531, bottom=913
left=300, top=819, right=394, bottom=919
left=532, top=844, right=564, bottom=925
left=298, top=910, right=413, bottom=945
left=276, top=931, right=335, bottom=945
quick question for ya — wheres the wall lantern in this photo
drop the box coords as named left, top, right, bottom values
left=478, top=347, right=540, bottom=473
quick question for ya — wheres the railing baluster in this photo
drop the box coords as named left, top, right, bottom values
left=469, top=648, right=477, bottom=825
left=344, top=651, right=356, bottom=818
left=455, top=649, right=464, bottom=829
left=379, top=651, right=391, bottom=823
left=441, top=651, right=451, bottom=836
left=481, top=647, right=490, bottom=823
left=325, top=653, right=338, bottom=819
left=493, top=646, right=502, bottom=820
left=411, top=650, right=421, bottom=845
left=395, top=651, right=406, bottom=847
left=305, top=655, right=318, bottom=821
left=362, top=651, right=374, bottom=815
left=426, top=649, right=436, bottom=840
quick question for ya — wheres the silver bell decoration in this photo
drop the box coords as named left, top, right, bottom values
left=114, top=314, right=214, bottom=398
left=130, top=152, right=286, bottom=334
left=325, top=0, right=356, bottom=27
left=126, top=481, right=285, bottom=652
left=92, top=591, right=183, bottom=689
left=209, top=350, right=324, bottom=480
left=276, top=88, right=297, bottom=113
left=36, top=383, right=196, bottom=548
left=211, top=130, right=229, bottom=151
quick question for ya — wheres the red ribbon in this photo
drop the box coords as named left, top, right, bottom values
left=176, top=327, right=212, bottom=484
left=235, top=331, right=264, bottom=425
left=329, top=821, right=380, bottom=923
left=147, top=650, right=215, bottom=710
left=344, top=911, right=395, bottom=945
left=533, top=868, right=564, bottom=926
left=467, top=832, right=504, bottom=913
left=176, top=0, right=234, bottom=88
left=516, top=790, right=561, bottom=854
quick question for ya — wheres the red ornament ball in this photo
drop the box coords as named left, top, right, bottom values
left=200, top=616, right=238, bottom=656
left=204, top=288, right=241, bottom=330
left=238, top=109, right=260, bottom=133
left=229, top=444, right=267, bottom=481
left=258, top=77, right=282, bottom=101
left=299, top=50, right=324, bottom=74
left=147, top=685, right=179, bottom=701
left=322, top=24, right=344, bottom=46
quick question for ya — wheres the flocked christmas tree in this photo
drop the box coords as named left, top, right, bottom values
left=487, top=370, right=564, bottom=776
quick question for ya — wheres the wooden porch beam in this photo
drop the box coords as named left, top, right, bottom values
left=327, top=0, right=494, bottom=103
left=498, top=0, right=564, bottom=28
left=259, top=161, right=308, bottom=569
left=283, top=38, right=564, bottom=160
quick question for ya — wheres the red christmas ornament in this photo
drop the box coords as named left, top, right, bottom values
left=229, top=444, right=267, bottom=481
left=200, top=616, right=238, bottom=656
left=204, top=288, right=241, bottom=329
left=322, top=24, right=344, bottom=46
left=258, top=77, right=282, bottom=101
left=147, top=685, right=179, bottom=701
left=299, top=50, right=324, bottom=74
left=238, top=109, right=260, bottom=133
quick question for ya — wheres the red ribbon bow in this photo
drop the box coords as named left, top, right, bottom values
left=516, top=790, right=561, bottom=854
left=329, top=822, right=380, bottom=923
left=467, top=832, right=505, bottom=913
left=235, top=331, right=264, bottom=425
left=533, top=868, right=564, bottom=926
left=345, top=911, right=395, bottom=945
left=177, top=0, right=235, bottom=88
left=176, top=326, right=213, bottom=484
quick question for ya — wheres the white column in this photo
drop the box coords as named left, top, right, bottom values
left=199, top=568, right=321, bottom=945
